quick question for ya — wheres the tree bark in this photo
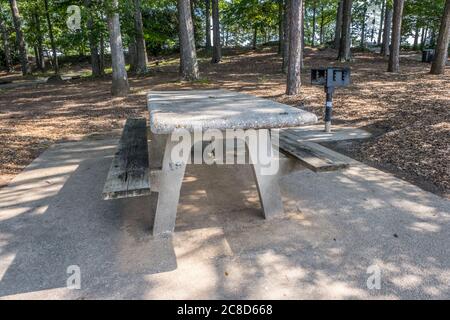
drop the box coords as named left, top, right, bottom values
left=282, top=0, right=290, bottom=73
left=431, top=0, right=450, bottom=75
left=252, top=25, right=257, bottom=49
left=319, top=5, right=324, bottom=45
left=0, top=12, right=13, bottom=72
left=87, top=32, right=101, bottom=77
left=380, top=7, right=392, bottom=56
left=99, top=31, right=105, bottom=74
left=412, top=20, right=420, bottom=51
left=205, top=0, right=211, bottom=50
left=133, top=0, right=148, bottom=74
left=34, top=46, right=40, bottom=70
left=33, top=12, right=45, bottom=71
left=178, top=0, right=199, bottom=80
left=128, top=36, right=137, bottom=72
left=9, top=0, right=29, bottom=75
left=430, top=28, right=437, bottom=47
left=377, top=0, right=385, bottom=45
left=420, top=27, right=427, bottom=49
left=424, top=27, right=430, bottom=48
left=190, top=0, right=197, bottom=44
left=360, top=1, right=367, bottom=48
left=211, top=0, right=221, bottom=63
left=85, top=0, right=101, bottom=77
left=43, top=0, right=59, bottom=75
left=301, top=0, right=305, bottom=68
left=286, top=0, right=303, bottom=95
left=387, top=0, right=404, bottom=73
left=334, top=0, right=343, bottom=49
left=225, top=28, right=229, bottom=46
left=337, top=0, right=352, bottom=62
left=278, top=0, right=283, bottom=54
left=311, top=0, right=316, bottom=46
left=107, top=0, right=129, bottom=96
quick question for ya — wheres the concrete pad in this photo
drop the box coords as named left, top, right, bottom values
left=0, top=139, right=449, bottom=299
left=277, top=125, right=371, bottom=142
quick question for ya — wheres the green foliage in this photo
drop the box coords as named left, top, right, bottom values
left=403, top=0, right=445, bottom=47
left=223, top=0, right=279, bottom=46
left=142, top=1, right=179, bottom=54
left=304, top=0, right=340, bottom=46
left=0, top=0, right=446, bottom=70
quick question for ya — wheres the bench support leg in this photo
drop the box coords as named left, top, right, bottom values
left=246, top=130, right=284, bottom=219
left=152, top=134, right=191, bottom=236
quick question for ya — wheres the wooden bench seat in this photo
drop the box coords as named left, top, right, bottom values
left=278, top=130, right=350, bottom=172
left=102, top=118, right=151, bottom=200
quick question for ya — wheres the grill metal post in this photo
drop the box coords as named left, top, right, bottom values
left=324, top=88, right=334, bottom=133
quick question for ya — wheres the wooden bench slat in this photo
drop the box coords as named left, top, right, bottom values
left=103, top=118, right=151, bottom=200
left=278, top=131, right=349, bottom=172
left=281, top=130, right=350, bottom=164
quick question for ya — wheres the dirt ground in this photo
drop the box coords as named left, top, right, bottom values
left=0, top=47, right=449, bottom=197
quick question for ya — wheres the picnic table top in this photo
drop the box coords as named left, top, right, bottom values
left=147, top=90, right=318, bottom=134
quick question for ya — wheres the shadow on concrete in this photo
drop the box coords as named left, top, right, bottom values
left=0, top=139, right=449, bottom=299
left=0, top=140, right=177, bottom=298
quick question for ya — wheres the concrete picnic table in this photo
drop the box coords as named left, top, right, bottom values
left=147, top=89, right=318, bottom=236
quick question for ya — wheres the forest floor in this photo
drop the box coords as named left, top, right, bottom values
left=0, top=46, right=449, bottom=197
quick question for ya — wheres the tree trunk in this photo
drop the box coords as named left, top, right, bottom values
left=133, top=0, right=148, bottom=74
left=99, top=32, right=105, bottom=75
left=0, top=12, right=13, bottom=72
left=334, top=0, right=343, bottom=49
left=43, top=0, right=58, bottom=74
left=282, top=0, right=290, bottom=73
left=252, top=25, right=257, bottom=49
left=431, top=0, right=450, bottom=75
left=225, top=28, right=229, bottom=46
left=430, top=28, right=437, bottom=47
left=190, top=0, right=197, bottom=43
left=424, top=27, right=430, bottom=48
left=370, top=15, right=376, bottom=43
left=380, top=7, right=392, bottom=56
left=286, top=0, right=303, bottom=95
left=205, top=0, right=211, bottom=50
left=377, top=0, right=385, bottom=45
left=211, top=0, right=221, bottom=63
left=85, top=0, right=101, bottom=77
left=337, top=0, right=352, bottom=62
left=360, top=2, right=367, bottom=48
left=87, top=31, right=101, bottom=77
left=311, top=1, right=316, bottom=46
left=387, top=0, right=404, bottom=73
left=301, top=0, right=305, bottom=68
left=420, top=27, right=427, bottom=49
left=178, top=0, right=199, bottom=80
left=413, top=20, right=420, bottom=51
left=128, top=36, right=137, bottom=72
left=9, top=0, right=29, bottom=75
left=33, top=12, right=45, bottom=71
left=34, top=46, right=40, bottom=70
left=107, top=0, right=129, bottom=96
left=278, top=0, right=283, bottom=54
left=319, top=5, right=324, bottom=45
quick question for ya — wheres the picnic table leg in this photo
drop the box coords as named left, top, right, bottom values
left=152, top=133, right=192, bottom=236
left=148, top=131, right=167, bottom=170
left=246, top=129, right=284, bottom=219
